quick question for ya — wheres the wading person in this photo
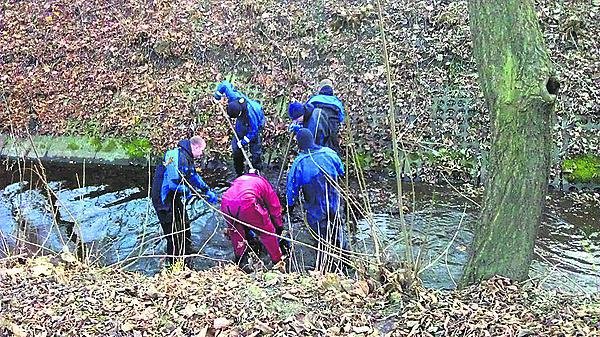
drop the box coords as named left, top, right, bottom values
left=221, top=169, right=284, bottom=268
left=286, top=128, right=348, bottom=267
left=306, top=79, right=345, bottom=155
left=213, top=80, right=265, bottom=176
left=151, top=136, right=218, bottom=266
left=287, top=101, right=333, bottom=150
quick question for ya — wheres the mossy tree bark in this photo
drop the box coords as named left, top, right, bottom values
left=461, top=0, right=558, bottom=285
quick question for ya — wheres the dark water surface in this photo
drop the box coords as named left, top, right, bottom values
left=353, top=184, right=599, bottom=293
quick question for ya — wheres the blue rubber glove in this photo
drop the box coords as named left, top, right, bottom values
left=186, top=193, right=196, bottom=202
left=248, top=229, right=257, bottom=240
left=288, top=123, right=301, bottom=133
left=213, top=91, right=223, bottom=100
left=206, top=190, right=218, bottom=204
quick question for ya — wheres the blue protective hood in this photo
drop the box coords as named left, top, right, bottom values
left=177, top=139, right=193, bottom=157
left=286, top=147, right=344, bottom=206
left=215, top=81, right=265, bottom=141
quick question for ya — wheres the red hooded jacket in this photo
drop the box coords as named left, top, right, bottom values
left=221, top=173, right=283, bottom=228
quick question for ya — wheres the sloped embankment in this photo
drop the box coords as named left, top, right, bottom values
left=1, top=0, right=598, bottom=175
left=0, top=258, right=598, bottom=336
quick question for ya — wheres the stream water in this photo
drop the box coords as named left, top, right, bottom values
left=1, top=160, right=598, bottom=293
left=353, top=184, right=600, bottom=293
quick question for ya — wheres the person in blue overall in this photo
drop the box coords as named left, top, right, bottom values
left=151, top=136, right=218, bottom=266
left=214, top=81, right=265, bottom=176
left=288, top=101, right=333, bottom=150
left=286, top=128, right=348, bottom=253
left=306, top=79, right=345, bottom=155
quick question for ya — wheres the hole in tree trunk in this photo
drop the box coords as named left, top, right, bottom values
left=546, top=77, right=560, bottom=95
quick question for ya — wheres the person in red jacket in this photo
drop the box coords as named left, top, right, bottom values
left=221, top=169, right=284, bottom=265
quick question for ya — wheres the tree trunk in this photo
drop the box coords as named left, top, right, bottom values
left=461, top=0, right=558, bottom=285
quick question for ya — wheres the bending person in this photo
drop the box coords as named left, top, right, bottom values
left=221, top=169, right=284, bottom=267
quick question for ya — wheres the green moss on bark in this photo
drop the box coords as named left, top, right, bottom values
left=461, top=0, right=556, bottom=286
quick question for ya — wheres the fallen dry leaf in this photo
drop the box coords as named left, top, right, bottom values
left=214, top=317, right=232, bottom=329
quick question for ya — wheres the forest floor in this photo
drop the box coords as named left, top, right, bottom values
left=2, top=0, right=599, bottom=181
left=0, top=257, right=598, bottom=336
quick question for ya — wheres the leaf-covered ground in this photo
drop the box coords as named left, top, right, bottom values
left=0, top=258, right=598, bottom=336
left=1, top=0, right=599, bottom=178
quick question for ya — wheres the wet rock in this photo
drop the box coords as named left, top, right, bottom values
left=55, top=186, right=165, bottom=273
left=12, top=188, right=73, bottom=254
left=0, top=190, right=18, bottom=257
left=188, top=201, right=234, bottom=269
left=0, top=182, right=238, bottom=274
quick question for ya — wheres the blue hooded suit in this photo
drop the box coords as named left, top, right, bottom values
left=286, top=129, right=347, bottom=248
left=151, top=139, right=215, bottom=264
left=307, top=89, right=344, bottom=155
left=215, top=81, right=265, bottom=175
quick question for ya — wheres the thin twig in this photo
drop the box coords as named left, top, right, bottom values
left=375, top=0, right=412, bottom=265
